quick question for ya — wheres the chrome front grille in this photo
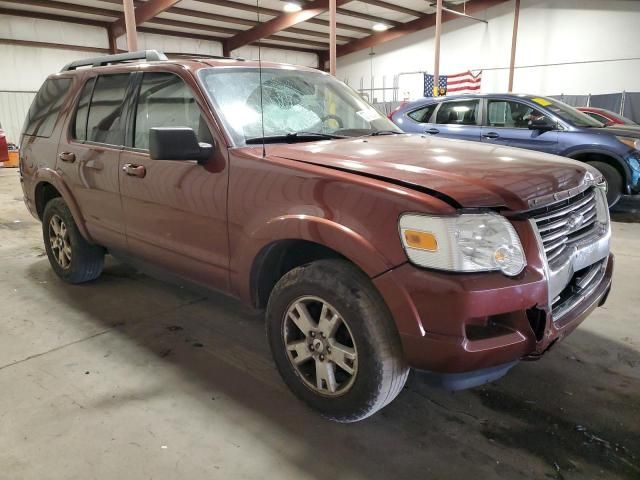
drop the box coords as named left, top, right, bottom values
left=531, top=187, right=598, bottom=265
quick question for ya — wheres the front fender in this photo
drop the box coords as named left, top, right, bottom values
left=230, top=213, right=395, bottom=303
left=31, top=168, right=93, bottom=242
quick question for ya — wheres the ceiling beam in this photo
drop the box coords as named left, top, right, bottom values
left=0, top=0, right=120, bottom=18
left=0, top=37, right=112, bottom=55
left=137, top=26, right=322, bottom=60
left=111, top=0, right=182, bottom=38
left=333, top=0, right=508, bottom=58
left=0, top=6, right=110, bottom=28
left=224, top=0, right=353, bottom=53
left=193, top=0, right=371, bottom=34
left=356, top=0, right=424, bottom=17
left=299, top=0, right=402, bottom=26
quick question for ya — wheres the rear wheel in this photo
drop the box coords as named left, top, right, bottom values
left=43, top=197, right=105, bottom=283
left=588, top=161, right=623, bottom=207
left=266, top=259, right=408, bottom=422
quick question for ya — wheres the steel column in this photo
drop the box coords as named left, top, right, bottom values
left=123, top=0, right=138, bottom=51
left=329, top=0, right=337, bottom=75
left=433, top=0, right=442, bottom=96
left=508, top=0, right=520, bottom=92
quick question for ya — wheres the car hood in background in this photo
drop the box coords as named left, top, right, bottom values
left=267, top=135, right=593, bottom=211
left=592, top=125, right=640, bottom=135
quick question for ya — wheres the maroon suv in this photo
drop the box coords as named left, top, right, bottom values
left=20, top=51, right=613, bottom=422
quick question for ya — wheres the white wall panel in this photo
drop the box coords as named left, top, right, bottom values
left=115, top=31, right=224, bottom=56
left=0, top=92, right=36, bottom=144
left=337, top=0, right=640, bottom=97
left=231, top=45, right=319, bottom=68
left=0, top=14, right=107, bottom=49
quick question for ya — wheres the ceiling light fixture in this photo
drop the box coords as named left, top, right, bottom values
left=372, top=23, right=389, bottom=32
left=283, top=2, right=302, bottom=12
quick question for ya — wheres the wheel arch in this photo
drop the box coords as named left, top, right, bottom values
left=240, top=215, right=394, bottom=309
left=565, top=149, right=630, bottom=193
left=32, top=168, right=93, bottom=241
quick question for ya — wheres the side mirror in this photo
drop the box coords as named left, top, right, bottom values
left=528, top=117, right=555, bottom=131
left=149, top=127, right=213, bottom=163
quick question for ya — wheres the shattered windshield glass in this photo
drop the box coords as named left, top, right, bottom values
left=198, top=67, right=399, bottom=145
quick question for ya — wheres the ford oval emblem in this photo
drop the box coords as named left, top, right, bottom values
left=566, top=212, right=584, bottom=231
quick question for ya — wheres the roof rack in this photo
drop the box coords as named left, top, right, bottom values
left=60, top=50, right=168, bottom=72
left=164, top=52, right=246, bottom=61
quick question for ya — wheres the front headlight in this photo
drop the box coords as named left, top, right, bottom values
left=399, top=213, right=526, bottom=276
left=616, top=136, right=640, bottom=151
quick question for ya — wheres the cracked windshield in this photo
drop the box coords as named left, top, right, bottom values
left=198, top=67, right=399, bottom=145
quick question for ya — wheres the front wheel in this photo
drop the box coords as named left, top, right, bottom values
left=266, top=259, right=408, bottom=422
left=588, top=161, right=623, bottom=207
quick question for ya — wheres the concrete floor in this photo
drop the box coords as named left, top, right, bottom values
left=0, top=167, right=638, bottom=480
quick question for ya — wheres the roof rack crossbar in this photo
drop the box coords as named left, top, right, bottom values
left=61, top=50, right=168, bottom=72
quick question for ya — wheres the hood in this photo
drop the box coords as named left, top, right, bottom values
left=592, top=125, right=640, bottom=135
left=266, top=135, right=594, bottom=211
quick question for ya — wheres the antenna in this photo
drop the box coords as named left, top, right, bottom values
left=256, top=0, right=266, bottom=158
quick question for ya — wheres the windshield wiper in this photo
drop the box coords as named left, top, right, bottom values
left=246, top=131, right=347, bottom=144
left=366, top=130, right=403, bottom=136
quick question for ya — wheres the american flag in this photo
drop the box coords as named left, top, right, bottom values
left=423, top=74, right=448, bottom=97
left=423, top=70, right=482, bottom=97
left=447, top=70, right=482, bottom=94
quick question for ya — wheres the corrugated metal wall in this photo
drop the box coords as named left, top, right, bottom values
left=0, top=91, right=36, bottom=145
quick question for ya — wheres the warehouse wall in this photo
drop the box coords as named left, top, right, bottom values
left=0, top=13, right=318, bottom=144
left=336, top=0, right=640, bottom=100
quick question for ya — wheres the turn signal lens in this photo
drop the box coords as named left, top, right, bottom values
left=403, top=230, right=438, bottom=251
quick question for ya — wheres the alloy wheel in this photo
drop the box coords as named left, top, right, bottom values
left=49, top=214, right=72, bottom=269
left=283, top=296, right=358, bottom=396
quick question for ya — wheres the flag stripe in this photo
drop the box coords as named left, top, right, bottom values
left=447, top=79, right=482, bottom=87
left=448, top=84, right=482, bottom=92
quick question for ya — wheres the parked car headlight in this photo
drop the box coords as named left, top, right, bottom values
left=399, top=213, right=526, bottom=276
left=616, top=136, right=640, bottom=151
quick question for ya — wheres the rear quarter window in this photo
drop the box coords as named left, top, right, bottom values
left=22, top=78, right=73, bottom=138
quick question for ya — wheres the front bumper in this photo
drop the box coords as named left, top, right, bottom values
left=374, top=253, right=614, bottom=376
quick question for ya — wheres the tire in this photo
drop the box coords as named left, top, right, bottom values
left=42, top=197, right=105, bottom=283
left=266, top=259, right=409, bottom=422
left=588, top=161, right=623, bottom=207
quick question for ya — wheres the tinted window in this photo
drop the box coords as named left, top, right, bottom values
left=87, top=74, right=130, bottom=145
left=435, top=100, right=479, bottom=125
left=23, top=78, right=72, bottom=137
left=408, top=104, right=437, bottom=123
left=486, top=100, right=544, bottom=128
left=134, top=72, right=211, bottom=150
left=73, top=77, right=96, bottom=141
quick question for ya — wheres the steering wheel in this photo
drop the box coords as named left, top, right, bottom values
left=320, top=114, right=344, bottom=129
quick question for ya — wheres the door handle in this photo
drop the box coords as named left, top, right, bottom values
left=482, top=132, right=500, bottom=139
left=122, top=163, right=146, bottom=178
left=425, top=128, right=440, bottom=135
left=58, top=152, right=76, bottom=163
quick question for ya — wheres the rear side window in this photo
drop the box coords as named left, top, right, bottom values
left=435, top=100, right=480, bottom=125
left=408, top=104, right=437, bottom=123
left=73, top=77, right=96, bottom=141
left=23, top=78, right=72, bottom=137
left=86, top=73, right=130, bottom=145
left=133, top=72, right=212, bottom=150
